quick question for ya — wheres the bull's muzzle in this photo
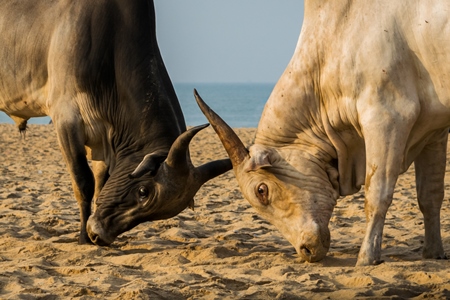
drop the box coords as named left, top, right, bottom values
left=296, top=243, right=329, bottom=263
left=86, top=216, right=115, bottom=246
left=294, top=226, right=330, bottom=262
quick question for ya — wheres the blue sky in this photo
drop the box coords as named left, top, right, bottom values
left=154, top=1, right=304, bottom=83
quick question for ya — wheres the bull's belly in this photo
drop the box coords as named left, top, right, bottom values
left=401, top=106, right=450, bottom=172
left=0, top=88, right=49, bottom=120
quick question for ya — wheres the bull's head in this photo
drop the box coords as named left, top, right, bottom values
left=86, top=124, right=231, bottom=246
left=194, top=90, right=339, bottom=262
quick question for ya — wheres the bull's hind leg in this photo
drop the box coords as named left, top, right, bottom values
left=52, top=111, right=95, bottom=244
left=414, top=129, right=447, bottom=260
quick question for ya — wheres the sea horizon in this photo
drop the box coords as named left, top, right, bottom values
left=0, top=82, right=274, bottom=128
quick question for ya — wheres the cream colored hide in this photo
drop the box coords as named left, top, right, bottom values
left=196, top=0, right=450, bottom=266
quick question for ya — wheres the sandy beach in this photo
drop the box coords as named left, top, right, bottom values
left=1, top=123, right=450, bottom=299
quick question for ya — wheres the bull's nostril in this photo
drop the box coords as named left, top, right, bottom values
left=90, top=233, right=99, bottom=244
left=89, top=232, right=110, bottom=246
left=300, top=246, right=312, bottom=257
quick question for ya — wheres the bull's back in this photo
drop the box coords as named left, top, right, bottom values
left=405, top=2, right=450, bottom=107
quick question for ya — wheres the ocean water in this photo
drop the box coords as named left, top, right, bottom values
left=0, top=82, right=274, bottom=128
left=177, top=82, right=273, bottom=128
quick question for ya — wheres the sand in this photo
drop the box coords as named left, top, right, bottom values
left=1, top=123, right=450, bottom=299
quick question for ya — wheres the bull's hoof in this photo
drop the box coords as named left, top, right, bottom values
left=356, top=257, right=384, bottom=267
left=78, top=235, right=94, bottom=245
left=373, top=259, right=384, bottom=265
left=422, top=248, right=447, bottom=260
left=424, top=253, right=448, bottom=260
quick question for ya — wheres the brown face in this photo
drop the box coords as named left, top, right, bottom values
left=86, top=124, right=232, bottom=246
left=86, top=167, right=158, bottom=245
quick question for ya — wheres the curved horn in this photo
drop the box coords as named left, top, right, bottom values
left=194, top=89, right=249, bottom=166
left=196, top=158, right=232, bottom=185
left=165, top=123, right=209, bottom=169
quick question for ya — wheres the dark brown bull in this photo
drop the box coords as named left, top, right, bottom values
left=0, top=0, right=231, bottom=245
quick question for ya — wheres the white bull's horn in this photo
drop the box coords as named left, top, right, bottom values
left=194, top=89, right=249, bottom=166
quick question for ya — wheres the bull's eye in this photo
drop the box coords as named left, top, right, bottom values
left=138, top=186, right=149, bottom=200
left=255, top=183, right=269, bottom=206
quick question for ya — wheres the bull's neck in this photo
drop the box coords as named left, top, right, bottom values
left=108, top=91, right=185, bottom=159
left=106, top=0, right=186, bottom=156
left=255, top=60, right=335, bottom=163
left=255, top=1, right=342, bottom=162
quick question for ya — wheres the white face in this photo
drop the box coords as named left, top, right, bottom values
left=193, top=90, right=339, bottom=262
left=236, top=144, right=338, bottom=262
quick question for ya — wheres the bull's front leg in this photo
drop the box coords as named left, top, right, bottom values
left=356, top=118, right=412, bottom=266
left=356, top=161, right=398, bottom=266
left=54, top=117, right=95, bottom=244
left=414, top=129, right=447, bottom=260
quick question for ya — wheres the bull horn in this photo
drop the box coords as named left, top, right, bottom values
left=196, top=158, right=232, bottom=185
left=194, top=89, right=249, bottom=166
left=165, top=123, right=209, bottom=169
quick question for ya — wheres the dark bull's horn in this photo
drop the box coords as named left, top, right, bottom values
left=165, top=123, right=232, bottom=183
left=130, top=126, right=207, bottom=178
left=165, top=123, right=209, bottom=169
left=131, top=124, right=231, bottom=184
left=194, top=89, right=249, bottom=167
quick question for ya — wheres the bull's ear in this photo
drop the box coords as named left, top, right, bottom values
left=244, top=147, right=272, bottom=172
left=129, top=150, right=168, bottom=178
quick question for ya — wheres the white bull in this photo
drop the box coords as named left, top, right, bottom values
left=195, top=0, right=450, bottom=266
